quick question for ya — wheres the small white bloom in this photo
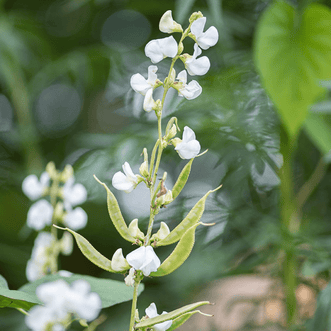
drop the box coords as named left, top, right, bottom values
left=130, top=65, right=159, bottom=95
left=112, top=162, right=138, bottom=193
left=183, top=44, right=210, bottom=76
left=128, top=219, right=145, bottom=240
left=145, top=36, right=178, bottom=64
left=126, top=246, right=160, bottom=276
left=190, top=17, right=218, bottom=50
left=175, top=126, right=201, bottom=159
left=111, top=248, right=130, bottom=272
left=143, top=88, right=156, bottom=112
left=145, top=303, right=172, bottom=331
left=60, top=232, right=73, bottom=255
left=175, top=70, right=202, bottom=100
left=22, top=172, right=50, bottom=200
left=159, top=10, right=182, bottom=33
left=125, top=268, right=136, bottom=287
left=62, top=176, right=87, bottom=208
left=63, top=207, right=88, bottom=230
left=58, top=270, right=73, bottom=277
left=26, top=305, right=63, bottom=331
left=27, top=199, right=53, bottom=230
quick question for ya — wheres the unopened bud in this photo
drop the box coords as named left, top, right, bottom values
left=60, top=164, right=74, bottom=182
left=128, top=219, right=145, bottom=240
left=54, top=202, right=64, bottom=220
left=170, top=137, right=182, bottom=148
left=46, top=161, right=57, bottom=179
left=178, top=41, right=184, bottom=55
left=111, top=248, right=130, bottom=272
left=139, top=161, right=149, bottom=178
left=165, top=124, right=177, bottom=141
left=125, top=268, right=135, bottom=287
left=189, top=11, right=203, bottom=24
left=155, top=222, right=170, bottom=241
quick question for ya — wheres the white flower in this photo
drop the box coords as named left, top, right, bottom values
left=26, top=279, right=102, bottom=331
left=182, top=44, right=210, bottom=76
left=125, top=268, right=135, bottom=287
left=27, top=199, right=53, bottom=230
left=60, top=232, right=73, bottom=255
left=112, top=162, right=138, bottom=193
left=145, top=303, right=172, bottom=331
left=111, top=248, right=130, bottom=272
left=143, top=88, right=156, bottom=112
left=190, top=17, right=218, bottom=50
left=175, top=126, right=201, bottom=159
left=175, top=70, right=202, bottom=100
left=145, top=36, right=178, bottom=64
left=26, top=232, right=55, bottom=281
left=130, top=65, right=159, bottom=95
left=63, top=207, right=88, bottom=230
left=126, top=246, right=160, bottom=276
left=62, top=176, right=87, bottom=208
left=159, top=10, right=182, bottom=33
left=22, top=172, right=50, bottom=200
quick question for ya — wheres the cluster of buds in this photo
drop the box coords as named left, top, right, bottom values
left=25, top=279, right=101, bottom=331
left=130, top=10, right=218, bottom=112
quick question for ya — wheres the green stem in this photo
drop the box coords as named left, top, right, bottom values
left=16, top=308, right=29, bottom=316
left=129, top=279, right=140, bottom=331
left=279, top=129, right=299, bottom=327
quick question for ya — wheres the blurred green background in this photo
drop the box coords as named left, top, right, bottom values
left=1, top=0, right=331, bottom=330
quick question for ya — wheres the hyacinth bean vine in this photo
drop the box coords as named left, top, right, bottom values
left=4, top=9, right=221, bottom=331
left=57, top=10, right=221, bottom=331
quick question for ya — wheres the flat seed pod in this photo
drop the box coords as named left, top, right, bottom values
left=54, top=225, right=120, bottom=273
left=156, top=185, right=221, bottom=246
left=172, top=158, right=194, bottom=200
left=150, top=223, right=200, bottom=277
left=94, top=175, right=135, bottom=243
left=135, top=301, right=211, bottom=329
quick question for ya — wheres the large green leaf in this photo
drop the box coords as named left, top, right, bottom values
left=19, top=274, right=144, bottom=309
left=0, top=275, right=41, bottom=310
left=254, top=1, right=331, bottom=137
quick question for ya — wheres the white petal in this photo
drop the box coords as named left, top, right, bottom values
left=111, top=248, right=130, bottom=272
left=147, top=65, right=158, bottom=85
left=145, top=302, right=158, bottom=318
left=27, top=200, right=53, bottom=230
left=126, top=246, right=146, bottom=270
left=63, top=182, right=87, bottom=207
left=143, top=88, right=155, bottom=112
left=145, top=40, right=164, bottom=64
left=64, top=207, right=87, bottom=230
left=182, top=126, right=196, bottom=142
left=176, top=70, right=187, bottom=84
left=122, top=162, right=137, bottom=182
left=191, top=17, right=206, bottom=38
left=71, top=279, right=91, bottom=295
left=125, top=268, right=135, bottom=287
left=22, top=175, right=43, bottom=200
left=60, top=232, right=73, bottom=255
left=186, top=56, right=210, bottom=76
left=179, top=80, right=202, bottom=100
left=175, top=140, right=201, bottom=159
left=130, top=73, right=151, bottom=95
left=192, top=43, right=202, bottom=59
left=140, top=246, right=160, bottom=276
left=76, top=292, right=102, bottom=321
left=112, top=171, right=135, bottom=192
left=40, top=172, right=50, bottom=187
left=159, top=36, right=178, bottom=58
left=159, top=10, right=182, bottom=33
left=154, top=318, right=173, bottom=331
left=197, top=26, right=219, bottom=50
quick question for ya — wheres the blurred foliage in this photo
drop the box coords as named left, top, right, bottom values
left=1, top=0, right=331, bottom=330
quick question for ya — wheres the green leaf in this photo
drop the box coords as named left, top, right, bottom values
left=304, top=113, right=331, bottom=155
left=135, top=301, right=211, bottom=329
left=54, top=226, right=119, bottom=273
left=0, top=274, right=41, bottom=310
left=19, top=274, right=144, bottom=309
left=254, top=1, right=331, bottom=137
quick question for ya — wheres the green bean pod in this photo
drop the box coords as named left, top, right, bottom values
left=167, top=310, right=212, bottom=331
left=94, top=175, right=135, bottom=243
left=54, top=225, right=118, bottom=273
left=172, top=158, right=194, bottom=200
left=150, top=223, right=200, bottom=277
left=156, top=185, right=222, bottom=247
left=135, top=301, right=211, bottom=329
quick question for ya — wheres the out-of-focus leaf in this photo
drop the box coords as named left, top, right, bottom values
left=0, top=275, right=9, bottom=289
left=255, top=1, right=331, bottom=137
left=19, top=274, right=144, bottom=309
left=175, top=0, right=196, bottom=24
left=304, top=113, right=331, bottom=156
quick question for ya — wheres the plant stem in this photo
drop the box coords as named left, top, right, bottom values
left=279, top=129, right=299, bottom=327
left=129, top=279, right=140, bottom=331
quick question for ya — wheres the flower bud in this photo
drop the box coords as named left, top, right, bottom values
left=125, top=268, right=135, bottom=287
left=177, top=41, right=184, bottom=55
left=152, top=222, right=170, bottom=241
left=165, top=124, right=177, bottom=141
left=189, top=11, right=203, bottom=24
left=159, top=10, right=183, bottom=33
left=111, top=248, right=130, bottom=272
left=46, top=161, right=57, bottom=179
left=139, top=161, right=149, bottom=178
left=54, top=201, right=64, bottom=220
left=60, top=164, right=74, bottom=182
left=128, top=219, right=145, bottom=241
left=170, top=137, right=182, bottom=148
left=156, top=189, right=173, bottom=207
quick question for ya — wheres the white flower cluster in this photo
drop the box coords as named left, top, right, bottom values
left=25, top=279, right=102, bottom=331
left=130, top=10, right=218, bottom=112
left=26, top=232, right=73, bottom=282
left=110, top=245, right=161, bottom=286
left=22, top=169, right=88, bottom=231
